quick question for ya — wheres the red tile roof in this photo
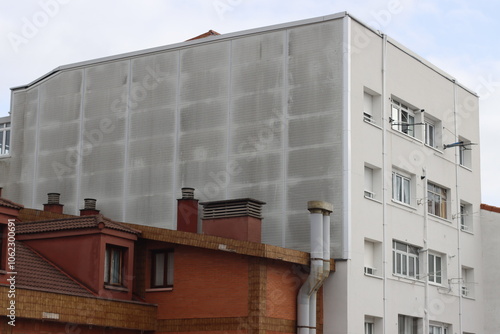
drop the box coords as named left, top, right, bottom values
left=186, top=30, right=221, bottom=41
left=16, top=214, right=141, bottom=235
left=481, top=203, right=500, bottom=213
left=0, top=197, right=24, bottom=210
left=15, top=241, right=95, bottom=297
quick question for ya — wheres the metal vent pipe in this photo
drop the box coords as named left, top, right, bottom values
left=297, top=201, right=333, bottom=334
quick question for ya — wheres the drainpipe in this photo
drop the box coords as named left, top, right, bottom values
left=297, top=201, right=333, bottom=334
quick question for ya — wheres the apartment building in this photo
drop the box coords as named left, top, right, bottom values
left=0, top=12, right=485, bottom=333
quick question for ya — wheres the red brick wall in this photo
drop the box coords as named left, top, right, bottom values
left=266, top=262, right=307, bottom=320
left=0, top=318, right=144, bottom=334
left=145, top=246, right=249, bottom=319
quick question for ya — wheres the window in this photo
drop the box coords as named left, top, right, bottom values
left=391, top=100, right=415, bottom=137
left=424, top=122, right=435, bottom=147
left=460, top=202, right=473, bottom=232
left=0, top=225, right=4, bottom=270
left=393, top=172, right=411, bottom=205
left=458, top=136, right=472, bottom=168
left=427, top=183, right=447, bottom=219
left=104, top=245, right=124, bottom=286
left=363, top=88, right=381, bottom=124
left=462, top=267, right=474, bottom=298
left=151, top=249, right=174, bottom=288
left=365, top=322, right=374, bottom=334
left=0, top=121, right=10, bottom=156
left=428, top=253, right=442, bottom=284
left=398, top=315, right=419, bottom=334
left=364, top=239, right=382, bottom=276
left=364, top=166, right=374, bottom=198
left=364, top=92, right=374, bottom=123
left=429, top=324, right=449, bottom=334
left=393, top=241, right=420, bottom=279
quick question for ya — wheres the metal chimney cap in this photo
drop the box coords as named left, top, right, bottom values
left=181, top=187, right=195, bottom=199
left=307, top=201, right=333, bottom=214
left=83, top=198, right=97, bottom=210
left=47, top=193, right=61, bottom=205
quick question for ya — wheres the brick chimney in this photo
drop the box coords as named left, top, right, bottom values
left=177, top=187, right=198, bottom=233
left=43, top=193, right=63, bottom=214
left=200, top=198, right=265, bottom=242
left=0, top=187, right=3, bottom=197
left=80, top=198, right=100, bottom=216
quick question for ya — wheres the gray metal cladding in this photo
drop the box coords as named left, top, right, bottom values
left=5, top=18, right=346, bottom=255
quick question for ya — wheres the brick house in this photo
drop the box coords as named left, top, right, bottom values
left=0, top=188, right=334, bottom=333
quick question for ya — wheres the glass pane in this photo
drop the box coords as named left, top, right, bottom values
left=5, top=130, right=9, bottom=154
left=409, top=256, right=414, bottom=277
left=104, top=248, right=110, bottom=282
left=402, top=254, right=407, bottom=275
left=154, top=252, right=165, bottom=286
left=436, top=257, right=442, bottom=283
left=167, top=251, right=174, bottom=285
left=111, top=249, right=121, bottom=284
left=0, top=131, right=3, bottom=154
left=429, top=255, right=434, bottom=281
left=403, top=178, right=410, bottom=204
left=397, top=253, right=402, bottom=274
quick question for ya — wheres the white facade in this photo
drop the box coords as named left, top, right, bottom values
left=0, top=12, right=486, bottom=333
left=480, top=206, right=500, bottom=334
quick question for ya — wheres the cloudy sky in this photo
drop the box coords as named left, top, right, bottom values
left=1, top=0, right=499, bottom=204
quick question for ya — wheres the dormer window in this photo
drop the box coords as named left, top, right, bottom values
left=104, top=245, right=124, bottom=286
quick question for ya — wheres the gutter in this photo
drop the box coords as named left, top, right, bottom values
left=297, top=201, right=333, bottom=334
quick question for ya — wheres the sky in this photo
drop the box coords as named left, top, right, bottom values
left=1, top=0, right=499, bottom=205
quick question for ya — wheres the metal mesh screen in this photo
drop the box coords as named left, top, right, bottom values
left=4, top=19, right=346, bottom=255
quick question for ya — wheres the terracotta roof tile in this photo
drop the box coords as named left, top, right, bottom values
left=19, top=208, right=76, bottom=221
left=15, top=241, right=95, bottom=297
left=0, top=197, right=24, bottom=210
left=186, top=30, right=221, bottom=41
left=16, top=214, right=141, bottom=235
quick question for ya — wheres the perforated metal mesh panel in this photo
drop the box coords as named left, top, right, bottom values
left=5, top=18, right=346, bottom=256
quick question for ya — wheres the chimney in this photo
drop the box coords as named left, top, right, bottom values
left=43, top=193, right=64, bottom=214
left=177, top=187, right=198, bottom=233
left=0, top=187, right=3, bottom=197
left=200, top=198, right=266, bottom=242
left=80, top=198, right=100, bottom=216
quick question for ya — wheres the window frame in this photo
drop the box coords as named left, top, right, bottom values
left=393, top=241, right=420, bottom=280
left=0, top=121, right=11, bottom=156
left=460, top=202, right=473, bottom=232
left=398, top=315, right=419, bottom=334
left=104, top=245, right=124, bottom=286
left=427, top=183, right=448, bottom=219
left=365, top=322, right=374, bottom=334
left=424, top=121, right=435, bottom=148
left=428, top=253, right=442, bottom=285
left=391, top=100, right=416, bottom=137
left=392, top=172, right=411, bottom=205
left=150, top=249, right=174, bottom=289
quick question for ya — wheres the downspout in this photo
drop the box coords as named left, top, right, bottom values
left=423, top=168, right=429, bottom=334
left=297, top=201, right=333, bottom=334
left=452, top=79, right=464, bottom=334
left=381, top=33, right=388, bottom=334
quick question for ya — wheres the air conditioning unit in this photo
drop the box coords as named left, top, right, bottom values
left=364, top=191, right=375, bottom=199
left=461, top=286, right=469, bottom=297
left=364, top=266, right=376, bottom=275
